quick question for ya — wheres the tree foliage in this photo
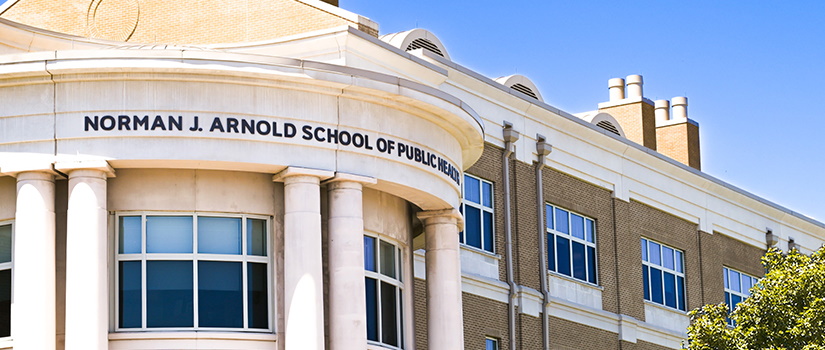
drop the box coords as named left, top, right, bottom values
left=685, top=247, right=825, bottom=350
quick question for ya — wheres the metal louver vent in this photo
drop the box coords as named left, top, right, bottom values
left=406, top=38, right=444, bottom=57
left=511, top=83, right=538, bottom=99
left=596, top=120, right=621, bottom=136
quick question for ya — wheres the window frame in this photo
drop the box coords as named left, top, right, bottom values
left=641, top=238, right=686, bottom=311
left=114, top=212, right=272, bottom=332
left=364, top=233, right=405, bottom=350
left=545, top=204, right=598, bottom=285
left=723, top=266, right=758, bottom=326
left=485, top=336, right=500, bottom=350
left=0, top=221, right=12, bottom=339
left=460, top=174, right=495, bottom=253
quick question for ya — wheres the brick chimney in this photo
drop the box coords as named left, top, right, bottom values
left=598, top=75, right=657, bottom=150
left=654, top=97, right=701, bottom=170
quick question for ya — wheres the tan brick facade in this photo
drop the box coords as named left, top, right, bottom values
left=1, top=0, right=376, bottom=44
left=656, top=121, right=701, bottom=170
left=445, top=143, right=767, bottom=349
left=600, top=101, right=657, bottom=150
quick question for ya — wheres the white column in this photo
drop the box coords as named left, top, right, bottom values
left=274, top=167, right=333, bottom=350
left=326, top=174, right=375, bottom=350
left=58, top=162, right=113, bottom=350
left=418, top=209, right=465, bottom=350
left=13, top=170, right=56, bottom=350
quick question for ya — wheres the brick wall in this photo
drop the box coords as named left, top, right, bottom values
left=599, top=101, right=657, bottom=150
left=1, top=0, right=376, bottom=44
left=548, top=316, right=619, bottom=350
left=462, top=293, right=509, bottom=350
left=656, top=122, right=701, bottom=170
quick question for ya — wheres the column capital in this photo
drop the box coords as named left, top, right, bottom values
left=273, top=166, right=334, bottom=182
left=323, top=173, right=377, bottom=188
left=0, top=161, right=59, bottom=177
left=417, top=208, right=463, bottom=229
left=55, top=160, right=115, bottom=178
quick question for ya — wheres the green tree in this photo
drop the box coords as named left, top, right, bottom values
left=685, top=247, right=825, bottom=350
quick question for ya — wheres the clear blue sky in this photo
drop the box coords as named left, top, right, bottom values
left=344, top=0, right=825, bottom=222
left=1, top=0, right=822, bottom=222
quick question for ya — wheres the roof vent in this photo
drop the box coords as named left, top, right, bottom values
left=406, top=38, right=444, bottom=57
left=494, top=74, right=544, bottom=102
left=511, top=83, right=538, bottom=100
left=596, top=120, right=621, bottom=136
left=380, top=29, right=451, bottom=60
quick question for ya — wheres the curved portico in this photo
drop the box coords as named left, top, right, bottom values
left=0, top=47, right=484, bottom=350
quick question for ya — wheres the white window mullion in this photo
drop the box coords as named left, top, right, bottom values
left=192, top=215, right=199, bottom=329
left=241, top=216, right=249, bottom=329
left=141, top=214, right=147, bottom=330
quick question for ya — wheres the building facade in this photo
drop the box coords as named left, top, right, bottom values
left=0, top=1, right=821, bottom=349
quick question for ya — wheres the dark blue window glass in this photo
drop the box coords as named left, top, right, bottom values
left=483, top=211, right=494, bottom=252
left=547, top=234, right=556, bottom=271
left=570, top=214, right=585, bottom=240
left=585, top=219, right=595, bottom=243
left=486, top=338, right=499, bottom=350
left=464, top=206, right=482, bottom=248
left=464, top=175, right=480, bottom=203
left=365, top=278, right=378, bottom=341
left=555, top=208, right=569, bottom=234
left=587, top=246, right=597, bottom=283
left=649, top=242, right=661, bottom=265
left=364, top=236, right=376, bottom=272
left=119, top=216, right=142, bottom=254
left=0, top=269, right=8, bottom=337
left=572, top=241, right=586, bottom=280
left=663, top=272, right=676, bottom=308
left=556, top=236, right=570, bottom=276
left=642, top=266, right=650, bottom=300
left=119, top=261, right=142, bottom=329
left=248, top=262, right=268, bottom=329
left=247, top=218, right=267, bottom=256
left=198, top=261, right=242, bottom=328
left=677, top=276, right=685, bottom=311
left=198, top=217, right=241, bottom=255
left=731, top=294, right=742, bottom=311
left=641, top=239, right=648, bottom=262
left=650, top=267, right=663, bottom=304
left=380, top=281, right=399, bottom=346
left=482, top=182, right=492, bottom=207
left=147, top=261, right=193, bottom=327
left=662, top=246, right=674, bottom=270
left=146, top=216, right=192, bottom=254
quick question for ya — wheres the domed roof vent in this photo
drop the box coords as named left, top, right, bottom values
left=381, top=29, right=451, bottom=60
left=494, top=74, right=543, bottom=102
left=575, top=112, right=626, bottom=137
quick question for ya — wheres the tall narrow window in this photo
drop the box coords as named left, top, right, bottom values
left=724, top=267, right=758, bottom=326
left=116, top=214, right=270, bottom=331
left=641, top=238, right=686, bottom=311
left=0, top=223, right=10, bottom=337
left=460, top=174, right=494, bottom=252
left=364, top=235, right=404, bottom=349
left=485, top=337, right=500, bottom=350
left=546, top=204, right=597, bottom=284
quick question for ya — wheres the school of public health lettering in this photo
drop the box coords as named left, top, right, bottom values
left=83, top=114, right=462, bottom=185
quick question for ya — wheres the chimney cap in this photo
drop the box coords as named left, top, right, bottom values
left=608, top=78, right=625, bottom=88
left=654, top=99, right=670, bottom=109
left=672, top=96, right=688, bottom=106
left=626, top=75, right=643, bottom=84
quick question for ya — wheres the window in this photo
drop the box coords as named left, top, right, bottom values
left=460, top=174, right=494, bottom=252
left=364, top=235, right=404, bottom=349
left=485, top=337, right=499, bottom=350
left=724, top=267, right=758, bottom=325
left=641, top=238, right=685, bottom=311
left=0, top=223, right=10, bottom=337
left=546, top=204, right=597, bottom=284
left=116, top=214, right=270, bottom=330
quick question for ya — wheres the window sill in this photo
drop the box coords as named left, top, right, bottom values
left=547, top=271, right=603, bottom=310
left=459, top=243, right=500, bottom=259
left=643, top=301, right=689, bottom=335
left=547, top=270, right=602, bottom=290
left=109, top=331, right=277, bottom=349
